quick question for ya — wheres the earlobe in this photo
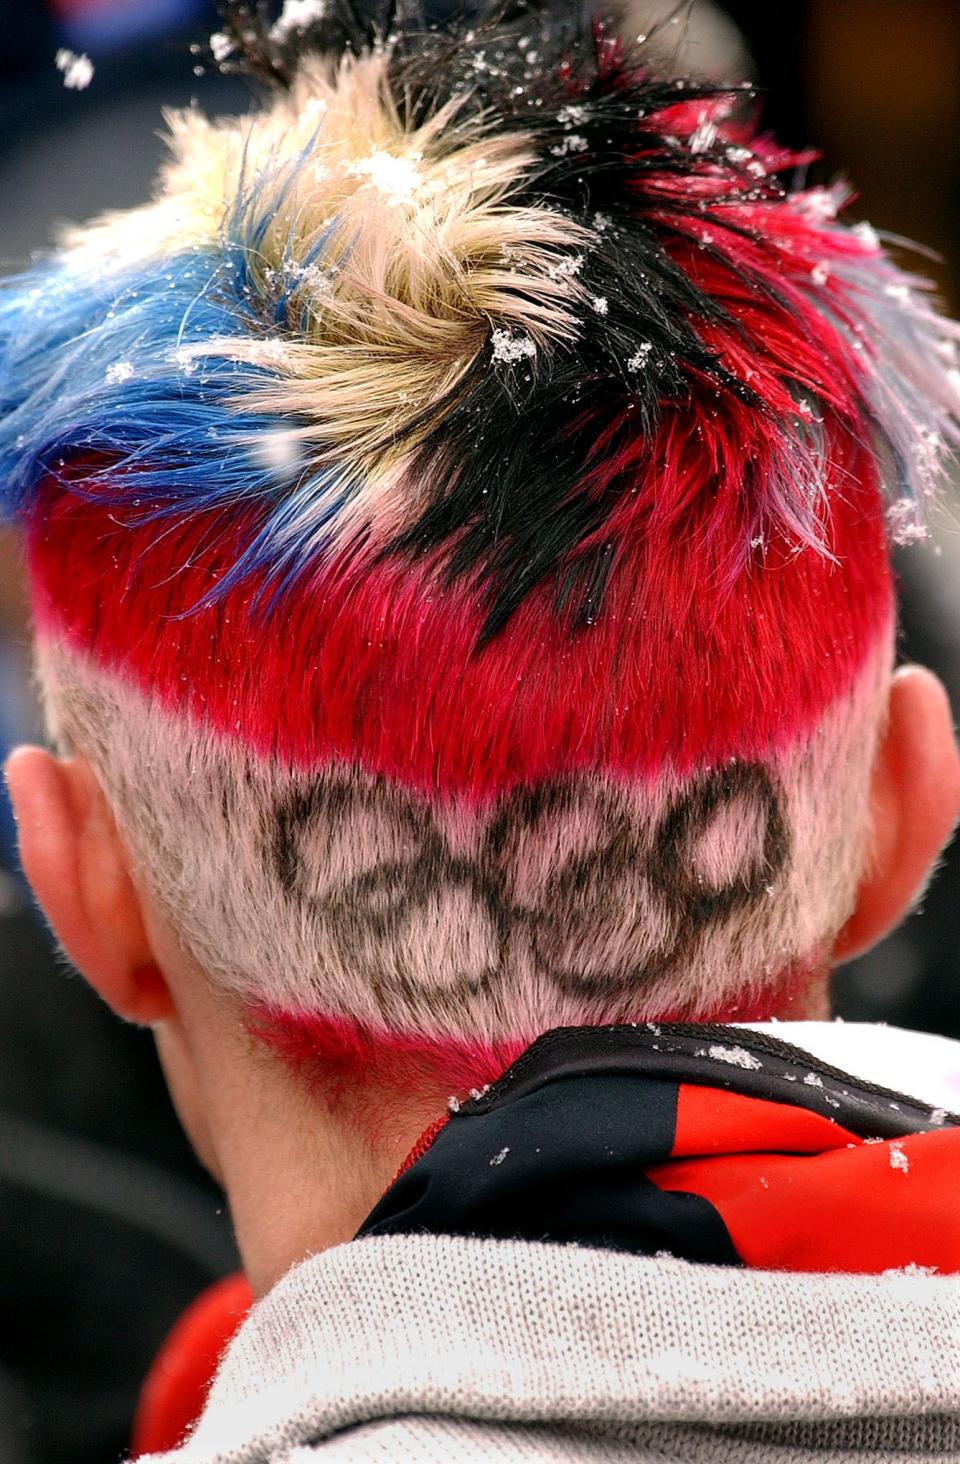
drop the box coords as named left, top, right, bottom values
left=4, top=745, right=173, bottom=1023
left=833, top=665, right=960, bottom=964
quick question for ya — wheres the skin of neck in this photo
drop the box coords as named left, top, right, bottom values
left=150, top=948, right=443, bottom=1297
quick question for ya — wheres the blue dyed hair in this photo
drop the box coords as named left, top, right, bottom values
left=0, top=228, right=356, bottom=606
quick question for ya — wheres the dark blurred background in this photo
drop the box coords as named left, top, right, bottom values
left=0, top=2, right=957, bottom=1461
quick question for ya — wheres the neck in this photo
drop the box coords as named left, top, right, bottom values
left=228, top=1059, right=446, bottom=1295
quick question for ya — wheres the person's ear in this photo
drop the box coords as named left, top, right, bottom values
left=833, top=665, right=960, bottom=964
left=4, top=745, right=172, bottom=1023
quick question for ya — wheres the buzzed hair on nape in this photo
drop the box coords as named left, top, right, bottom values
left=39, top=632, right=886, bottom=1048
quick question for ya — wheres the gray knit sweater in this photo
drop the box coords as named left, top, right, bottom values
left=142, top=1232, right=960, bottom=1461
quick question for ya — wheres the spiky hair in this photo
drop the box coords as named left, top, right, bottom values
left=4, top=2, right=960, bottom=1079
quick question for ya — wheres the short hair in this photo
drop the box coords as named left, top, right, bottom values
left=3, top=4, right=959, bottom=1088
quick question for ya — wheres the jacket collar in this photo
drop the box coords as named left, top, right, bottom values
left=359, top=1023, right=960, bottom=1274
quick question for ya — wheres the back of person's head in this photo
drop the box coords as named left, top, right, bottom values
left=3, top=2, right=960, bottom=1106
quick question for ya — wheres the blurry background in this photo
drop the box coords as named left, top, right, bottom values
left=0, top=2, right=958, bottom=1460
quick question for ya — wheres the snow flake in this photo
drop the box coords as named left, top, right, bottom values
left=348, top=150, right=424, bottom=207
left=929, top=1108, right=948, bottom=1126
left=550, top=133, right=588, bottom=158
left=591, top=296, right=609, bottom=315
left=491, top=328, right=536, bottom=364
left=548, top=253, right=584, bottom=281
left=910, top=425, right=946, bottom=497
left=794, top=187, right=840, bottom=222
left=557, top=104, right=588, bottom=128
left=240, top=338, right=289, bottom=368
left=489, top=1146, right=510, bottom=1167
left=170, top=345, right=198, bottom=376
left=209, top=32, right=234, bottom=63
left=296, top=262, right=334, bottom=297
left=105, top=359, right=134, bottom=385
left=802, top=1072, right=824, bottom=1088
left=55, top=49, right=94, bottom=90
left=887, top=496, right=929, bottom=546
left=708, top=1045, right=762, bottom=1071
left=810, top=262, right=831, bottom=287
left=889, top=1141, right=910, bottom=1174
left=270, top=0, right=326, bottom=43
left=627, top=342, right=654, bottom=371
left=852, top=220, right=880, bottom=251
